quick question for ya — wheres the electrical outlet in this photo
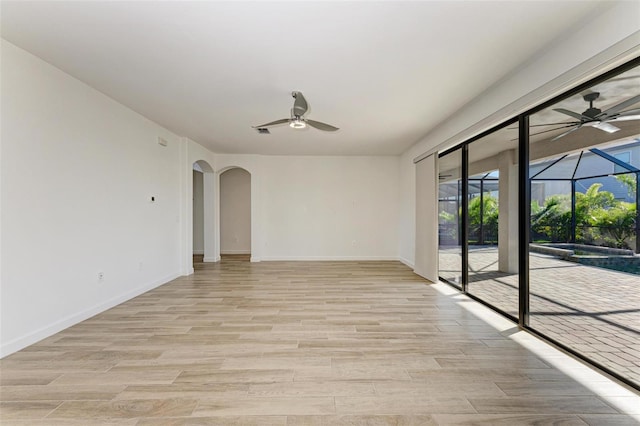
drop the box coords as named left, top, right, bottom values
left=98, top=272, right=104, bottom=282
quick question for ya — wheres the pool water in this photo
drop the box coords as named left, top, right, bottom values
left=531, top=243, right=640, bottom=276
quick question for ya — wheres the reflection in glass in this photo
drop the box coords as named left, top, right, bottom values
left=438, top=149, right=462, bottom=287
left=467, top=126, right=519, bottom=318
left=528, top=64, right=640, bottom=387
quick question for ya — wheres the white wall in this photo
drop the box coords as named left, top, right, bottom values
left=257, top=156, right=400, bottom=261
left=212, top=154, right=400, bottom=262
left=398, top=149, right=417, bottom=267
left=220, top=168, right=251, bottom=254
left=398, top=3, right=640, bottom=267
left=181, top=140, right=217, bottom=274
left=0, top=40, right=183, bottom=356
left=211, top=155, right=262, bottom=261
left=414, top=154, right=438, bottom=282
left=3, top=2, right=637, bottom=357
left=192, top=170, right=204, bottom=254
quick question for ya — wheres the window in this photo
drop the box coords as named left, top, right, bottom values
left=433, top=58, right=640, bottom=390
left=438, top=148, right=463, bottom=288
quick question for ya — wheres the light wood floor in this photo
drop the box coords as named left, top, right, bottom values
left=1, top=255, right=639, bottom=425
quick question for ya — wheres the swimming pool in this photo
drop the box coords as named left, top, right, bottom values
left=530, top=243, right=640, bottom=275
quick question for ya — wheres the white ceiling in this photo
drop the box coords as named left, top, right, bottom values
left=1, top=1, right=608, bottom=156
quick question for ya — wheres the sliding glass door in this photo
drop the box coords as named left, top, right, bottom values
left=467, top=126, right=519, bottom=319
left=438, top=148, right=463, bottom=288
left=436, top=58, right=640, bottom=389
left=528, top=65, right=640, bottom=386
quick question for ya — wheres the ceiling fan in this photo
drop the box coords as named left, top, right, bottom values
left=253, top=91, right=339, bottom=132
left=546, top=92, right=640, bottom=141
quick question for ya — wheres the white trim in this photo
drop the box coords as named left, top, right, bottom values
left=203, top=256, right=219, bottom=262
left=413, top=269, right=436, bottom=283
left=398, top=256, right=415, bottom=269
left=0, top=273, right=180, bottom=358
left=220, top=250, right=251, bottom=255
left=259, top=256, right=400, bottom=262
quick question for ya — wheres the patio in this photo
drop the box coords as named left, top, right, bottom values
left=439, top=245, right=640, bottom=386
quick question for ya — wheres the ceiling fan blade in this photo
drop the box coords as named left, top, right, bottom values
left=597, top=94, right=640, bottom=119
left=611, top=108, right=640, bottom=118
left=531, top=124, right=578, bottom=136
left=292, top=91, right=308, bottom=117
left=306, top=119, right=339, bottom=132
left=608, top=113, right=640, bottom=122
left=591, top=121, right=620, bottom=133
left=553, top=108, right=587, bottom=121
left=551, top=124, right=581, bottom=141
left=529, top=121, right=581, bottom=127
left=510, top=124, right=577, bottom=141
left=252, top=118, right=290, bottom=128
left=508, top=121, right=580, bottom=130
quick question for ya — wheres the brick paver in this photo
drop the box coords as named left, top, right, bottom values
left=439, top=245, right=640, bottom=386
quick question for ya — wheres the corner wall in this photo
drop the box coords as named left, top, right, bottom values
left=0, top=40, right=183, bottom=356
left=216, top=154, right=400, bottom=261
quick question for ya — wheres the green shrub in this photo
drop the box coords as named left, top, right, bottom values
left=531, top=183, right=636, bottom=249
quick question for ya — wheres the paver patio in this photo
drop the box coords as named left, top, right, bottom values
left=439, top=245, right=640, bottom=386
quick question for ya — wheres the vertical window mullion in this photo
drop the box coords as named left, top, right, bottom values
left=462, top=144, right=469, bottom=294
left=518, top=115, right=530, bottom=327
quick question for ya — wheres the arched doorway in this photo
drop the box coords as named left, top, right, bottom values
left=219, top=167, right=251, bottom=261
left=192, top=166, right=205, bottom=262
left=192, top=160, right=215, bottom=268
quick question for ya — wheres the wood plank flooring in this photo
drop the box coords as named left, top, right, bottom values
left=1, top=255, right=639, bottom=425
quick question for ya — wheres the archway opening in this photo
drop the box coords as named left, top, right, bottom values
left=193, top=160, right=214, bottom=267
left=220, top=167, right=251, bottom=262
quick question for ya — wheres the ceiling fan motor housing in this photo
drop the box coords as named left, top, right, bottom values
left=582, top=107, right=602, bottom=119
left=582, top=92, right=601, bottom=119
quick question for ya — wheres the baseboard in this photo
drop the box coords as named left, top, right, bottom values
left=259, top=256, right=399, bottom=261
left=398, top=256, right=415, bottom=269
left=0, top=272, right=180, bottom=358
left=220, top=250, right=251, bottom=254
left=413, top=268, right=438, bottom=283
left=202, top=256, right=219, bottom=262
left=193, top=250, right=204, bottom=255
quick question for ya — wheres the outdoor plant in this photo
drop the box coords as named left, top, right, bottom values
left=616, top=173, right=637, bottom=197
left=587, top=202, right=636, bottom=249
left=531, top=195, right=572, bottom=242
left=438, top=210, right=458, bottom=244
left=468, top=193, right=499, bottom=244
left=439, top=210, right=456, bottom=223
left=531, top=183, right=636, bottom=249
left=442, top=181, right=636, bottom=249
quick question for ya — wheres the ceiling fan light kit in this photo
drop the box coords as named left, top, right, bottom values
left=591, top=121, right=620, bottom=134
left=289, top=118, right=306, bottom=129
left=253, top=91, right=339, bottom=133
